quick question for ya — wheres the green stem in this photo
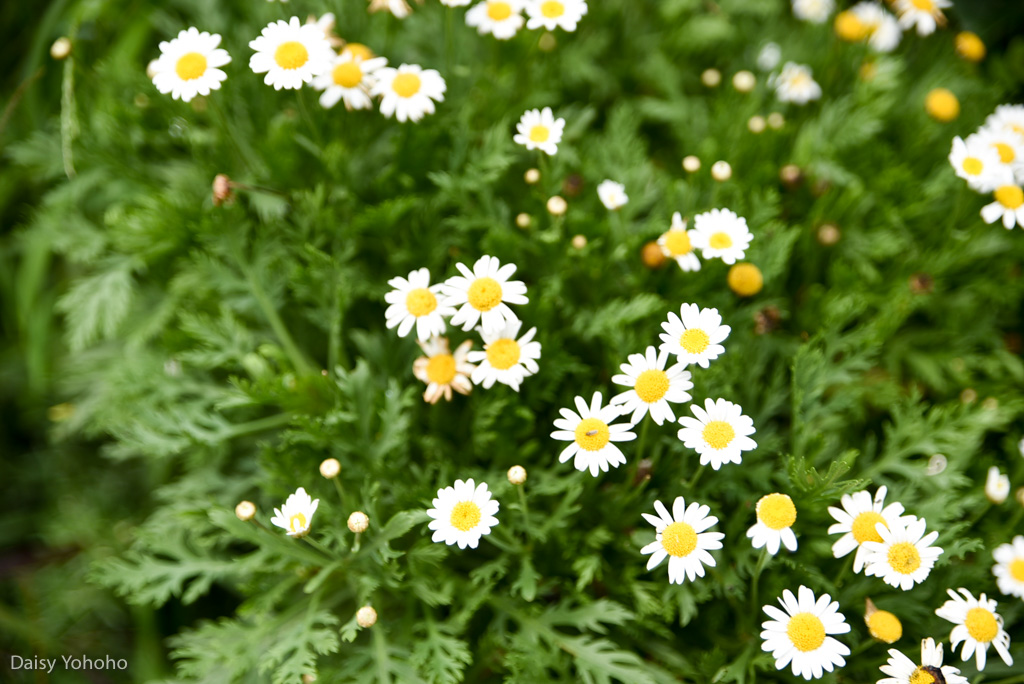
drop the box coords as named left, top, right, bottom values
left=220, top=412, right=293, bottom=440
left=302, top=535, right=337, bottom=560
left=332, top=477, right=346, bottom=510
left=749, top=547, right=771, bottom=614
left=517, top=484, right=531, bottom=542
left=296, top=89, right=322, bottom=149
left=208, top=96, right=258, bottom=173
left=351, top=531, right=362, bottom=554
left=686, top=463, right=706, bottom=490
left=834, top=553, right=854, bottom=589
left=245, top=268, right=314, bottom=375
left=372, top=624, right=392, bottom=684
left=61, top=40, right=78, bottom=179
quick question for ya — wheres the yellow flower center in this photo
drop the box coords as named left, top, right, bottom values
left=405, top=288, right=438, bottom=317
left=955, top=32, right=986, bottom=62
left=909, top=668, right=936, bottom=684
left=964, top=607, right=999, bottom=643
left=786, top=613, right=826, bottom=652
left=575, top=418, right=610, bottom=451
left=962, top=157, right=984, bottom=176
left=660, top=521, right=698, bottom=557
left=663, top=230, right=692, bottom=256
left=709, top=232, right=733, bottom=249
left=727, top=263, right=763, bottom=297
left=175, top=52, right=207, bottom=81
left=1010, top=558, right=1024, bottom=581
left=274, top=41, right=310, bottom=70
left=910, top=0, right=935, bottom=10
left=634, top=369, right=669, bottom=403
left=702, top=420, right=735, bottom=450
left=679, top=328, right=710, bottom=354
left=332, top=61, right=363, bottom=88
left=851, top=511, right=887, bottom=544
left=392, top=73, right=422, bottom=98
left=289, top=512, right=308, bottom=534
left=449, top=501, right=482, bottom=532
left=994, top=142, right=1017, bottom=164
left=467, top=277, right=503, bottom=311
left=834, top=11, right=869, bottom=42
left=926, top=89, right=959, bottom=122
left=887, top=541, right=922, bottom=574
left=426, top=354, right=456, bottom=385
left=996, top=185, right=1024, bottom=209
left=866, top=610, right=903, bottom=644
left=487, top=1, right=513, bottom=20
left=344, top=43, right=374, bottom=61
left=541, top=0, right=565, bottom=18
left=529, top=125, right=550, bottom=143
left=486, top=338, right=521, bottom=370
left=757, top=493, right=796, bottom=530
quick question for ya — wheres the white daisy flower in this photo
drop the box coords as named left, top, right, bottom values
left=981, top=185, right=1024, bottom=229
left=151, top=27, right=231, bottom=103
left=551, top=392, right=636, bottom=477
left=270, top=487, right=320, bottom=537
left=384, top=268, right=455, bottom=341
left=426, top=478, right=499, bottom=549
left=878, top=637, right=968, bottom=684
left=993, top=535, right=1024, bottom=599
left=368, top=0, right=414, bottom=18
left=976, top=126, right=1024, bottom=179
left=640, top=497, right=724, bottom=584
left=657, top=213, right=701, bottom=272
left=757, top=43, right=782, bottom=71
left=935, top=588, right=1014, bottom=671
left=610, top=346, right=693, bottom=426
left=312, top=51, right=388, bottom=110
left=985, top=465, right=1011, bottom=503
left=513, top=107, right=565, bottom=156
left=949, top=135, right=1005, bottom=192
left=826, top=485, right=914, bottom=573
left=658, top=303, right=730, bottom=368
left=772, top=62, right=822, bottom=105
left=791, top=0, right=834, bottom=23
left=747, top=493, right=798, bottom=555
left=985, top=104, right=1024, bottom=142
left=467, top=319, right=541, bottom=391
left=677, top=398, right=756, bottom=470
left=524, top=0, right=588, bottom=32
left=249, top=17, right=335, bottom=90
left=850, top=2, right=901, bottom=53
left=371, top=64, right=446, bottom=123
left=690, top=208, right=753, bottom=264
left=597, top=180, right=628, bottom=210
left=412, top=337, right=475, bottom=404
left=761, top=586, right=851, bottom=680
left=893, top=0, right=950, bottom=36
left=860, top=516, right=943, bottom=590
left=466, top=0, right=526, bottom=40
left=440, top=255, right=529, bottom=335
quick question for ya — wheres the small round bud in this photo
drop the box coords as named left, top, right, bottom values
left=347, top=511, right=369, bottom=533
left=779, top=164, right=802, bottom=187
left=47, top=403, right=75, bottom=422
left=50, top=37, right=72, bottom=60
left=960, top=388, right=978, bottom=404
left=356, top=605, right=378, bottom=628
left=956, top=31, right=985, bottom=63
left=641, top=242, right=667, bottom=269
left=767, top=112, right=785, bottom=130
left=546, top=196, right=567, bottom=216
left=701, top=68, right=721, bottom=88
left=320, top=458, right=341, bottom=479
left=302, top=675, right=317, bottom=684
left=507, top=465, right=527, bottom=485
left=982, top=397, right=998, bottom=411
left=732, top=70, right=756, bottom=93
left=146, top=59, right=159, bottom=80
left=134, top=94, right=150, bottom=109
left=538, top=32, right=557, bottom=52
left=834, top=11, right=868, bottom=42
left=682, top=155, right=701, bottom=173
left=727, top=263, right=764, bottom=297
left=925, top=88, right=960, bottom=123
left=909, top=272, right=933, bottom=294
left=711, top=161, right=732, bottom=182
left=816, top=223, right=841, bottom=246
left=747, top=115, right=766, bottom=134
left=516, top=213, right=532, bottom=229
left=571, top=235, right=587, bottom=250
left=864, top=599, right=902, bottom=644
left=1016, top=487, right=1024, bottom=508
left=524, top=168, right=540, bottom=184
left=212, top=174, right=233, bottom=206
left=235, top=501, right=256, bottom=521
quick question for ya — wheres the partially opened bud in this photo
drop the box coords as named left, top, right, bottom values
left=348, top=511, right=370, bottom=533
left=356, top=605, right=377, bottom=628
left=320, top=458, right=341, bottom=479
left=235, top=501, right=256, bottom=522
left=50, top=37, right=72, bottom=60
left=213, top=174, right=233, bottom=206
left=507, top=465, right=527, bottom=485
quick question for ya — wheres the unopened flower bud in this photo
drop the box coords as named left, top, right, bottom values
left=507, top=465, right=527, bottom=485
left=817, top=223, right=841, bottom=246
left=320, top=458, right=341, bottom=479
left=780, top=164, right=802, bottom=187
left=213, top=174, right=233, bottom=206
left=302, top=675, right=317, bottom=683
left=538, top=32, right=557, bottom=52
left=767, top=112, right=785, bottom=130
left=356, top=605, right=377, bottom=628
left=864, top=598, right=902, bottom=644
left=235, top=501, right=256, bottom=521
left=516, top=213, right=531, bottom=229
left=547, top=196, right=567, bottom=216
left=571, top=235, right=587, bottom=250
left=50, top=37, right=72, bottom=60
left=642, top=242, right=667, bottom=269
left=524, top=168, right=540, bottom=184
left=711, top=161, right=732, bottom=182
left=732, top=70, right=756, bottom=92
left=348, top=511, right=369, bottom=533
left=747, top=115, right=766, bottom=134
left=701, top=68, right=721, bottom=88
left=727, top=263, right=763, bottom=297
left=682, top=155, right=701, bottom=173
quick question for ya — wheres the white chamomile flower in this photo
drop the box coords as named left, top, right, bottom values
left=878, top=637, right=968, bottom=684
left=949, top=135, right=1004, bottom=192
left=791, top=0, right=834, bottom=23
left=513, top=107, right=565, bottom=156
left=368, top=0, right=414, bottom=18
left=757, top=42, right=782, bottom=71
left=861, top=516, right=943, bottom=591
left=249, top=17, right=335, bottom=90
left=610, top=346, right=693, bottom=426
left=761, top=586, right=851, bottom=680
left=466, top=0, right=526, bottom=40
left=551, top=392, right=636, bottom=477
left=467, top=319, right=541, bottom=391
left=773, top=62, right=822, bottom=105
left=384, top=268, right=455, bottom=341
left=270, top=487, right=320, bottom=537
left=658, top=303, right=730, bottom=368
left=935, top=588, right=1014, bottom=671
left=640, top=497, right=723, bottom=584
left=691, top=208, right=753, bottom=264
left=826, top=485, right=914, bottom=573
left=657, top=213, right=701, bottom=272
left=151, top=27, right=231, bottom=103
left=993, top=535, right=1024, bottom=599
left=413, top=337, right=475, bottom=404
left=313, top=51, right=388, bottom=110
left=441, top=255, right=529, bottom=335
left=850, top=2, right=901, bottom=53
left=893, top=0, right=950, bottom=37
left=985, top=465, right=1011, bottom=503
left=748, top=493, right=798, bottom=555
left=524, top=0, right=588, bottom=32
left=985, top=104, right=1024, bottom=143
left=981, top=184, right=1024, bottom=229
left=597, top=180, right=628, bottom=210
left=677, top=398, right=756, bottom=470
left=976, top=126, right=1024, bottom=179
left=426, top=478, right=499, bottom=549
left=371, top=64, right=446, bottom=123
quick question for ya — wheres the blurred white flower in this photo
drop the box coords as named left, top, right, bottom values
left=986, top=466, right=1010, bottom=503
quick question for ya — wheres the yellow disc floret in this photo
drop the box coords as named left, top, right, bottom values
left=909, top=668, right=937, bottom=684
left=289, top=513, right=308, bottom=534
left=925, top=88, right=960, bottom=122
left=392, top=73, right=422, bottom=97
left=275, top=41, right=309, bottom=70
left=487, top=1, right=513, bottom=20
left=956, top=31, right=986, bottom=62
left=757, top=494, right=797, bottom=530
left=702, top=421, right=735, bottom=450
left=660, top=521, right=698, bottom=557
left=887, top=542, right=922, bottom=574
left=663, top=230, right=692, bottom=256
left=964, top=607, right=999, bottom=643
left=467, top=277, right=503, bottom=311
left=575, top=418, right=610, bottom=451
left=486, top=338, right=521, bottom=370
left=426, top=354, right=457, bottom=385
left=851, top=511, right=887, bottom=544
left=450, top=501, right=482, bottom=532
left=634, top=369, right=670, bottom=403
left=344, top=43, right=374, bottom=61
left=530, top=125, right=550, bottom=143
left=175, top=52, right=207, bottom=81
left=332, top=62, right=363, bottom=88
left=406, top=288, right=438, bottom=317
left=727, top=263, right=763, bottom=297
left=541, top=0, right=565, bottom=18
left=709, top=232, right=734, bottom=250
left=866, top=610, right=903, bottom=644
left=962, top=157, right=983, bottom=176
left=996, top=185, right=1024, bottom=209
left=680, top=328, right=710, bottom=354
left=1010, top=558, right=1024, bottom=581
left=786, top=613, right=826, bottom=652
left=834, top=11, right=869, bottom=42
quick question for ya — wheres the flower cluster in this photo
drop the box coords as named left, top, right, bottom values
left=948, top=104, right=1024, bottom=229
left=795, top=0, right=951, bottom=39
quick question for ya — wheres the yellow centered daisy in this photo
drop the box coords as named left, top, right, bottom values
left=634, top=369, right=670, bottom=403
left=332, top=62, right=363, bottom=88
left=541, top=0, right=565, bottom=18
left=867, top=610, right=902, bottom=643
left=963, top=607, right=999, bottom=642
left=994, top=143, right=1017, bottom=164
left=289, top=512, right=308, bottom=533
left=449, top=501, right=482, bottom=532
left=786, top=613, right=826, bottom=652
left=467, top=277, right=503, bottom=311
left=851, top=511, right=887, bottom=544
left=709, top=232, right=733, bottom=249
left=702, top=421, right=735, bottom=449
left=487, top=1, right=513, bottom=20
left=575, top=418, right=610, bottom=451
left=910, top=0, right=935, bottom=9
left=405, top=288, right=438, bottom=317
left=835, top=12, right=869, bottom=42
left=175, top=52, right=207, bottom=80
left=661, top=521, right=698, bottom=557
left=426, top=354, right=457, bottom=384
left=1011, top=558, right=1024, bottom=581
left=529, top=125, right=550, bottom=143
left=392, top=73, right=422, bottom=97
left=486, top=338, right=521, bottom=370
left=909, top=668, right=937, bottom=684
left=995, top=185, right=1024, bottom=209
left=275, top=41, right=309, bottom=70
left=663, top=230, right=692, bottom=256
left=758, top=494, right=797, bottom=530
left=886, top=542, right=922, bottom=574
left=961, top=157, right=984, bottom=175
left=680, top=328, right=710, bottom=354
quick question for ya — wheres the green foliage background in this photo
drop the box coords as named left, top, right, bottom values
left=3, top=0, right=1024, bottom=682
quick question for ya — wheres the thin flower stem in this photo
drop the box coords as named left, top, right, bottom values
left=332, top=477, right=346, bottom=510
left=517, top=484, right=531, bottom=541
left=686, top=463, right=706, bottom=490
left=351, top=531, right=362, bottom=554
left=749, top=547, right=771, bottom=614
left=296, top=89, right=322, bottom=148
left=636, top=419, right=651, bottom=460
left=834, top=553, right=854, bottom=588
left=208, top=96, right=259, bottom=173
left=220, top=412, right=294, bottom=440
left=302, top=535, right=336, bottom=559
left=245, top=267, right=314, bottom=376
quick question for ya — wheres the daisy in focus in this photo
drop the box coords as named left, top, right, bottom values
left=426, top=479, right=499, bottom=549
left=860, top=516, right=942, bottom=590
left=981, top=184, right=1024, bottom=229
left=270, top=487, right=320, bottom=538
left=657, top=213, right=701, bottom=272
left=441, top=255, right=528, bottom=335
left=878, top=637, right=968, bottom=684
left=658, top=303, right=730, bottom=368
left=524, top=0, right=588, bottom=32
left=935, top=587, right=1014, bottom=670
left=249, top=17, right=335, bottom=90
left=677, top=398, right=757, bottom=470
left=748, top=493, right=798, bottom=555
left=610, top=346, right=693, bottom=426
left=413, top=337, right=475, bottom=404
left=151, top=27, right=231, bottom=103
left=791, top=0, right=834, bottom=23
left=640, top=497, right=724, bottom=584
left=826, top=485, right=913, bottom=573
left=893, top=0, right=950, bottom=36
left=849, top=2, right=901, bottom=52
left=691, top=208, right=753, bottom=264
left=761, top=586, right=851, bottom=680
left=312, top=50, right=388, bottom=110
left=773, top=62, right=822, bottom=105
left=597, top=180, right=628, bottom=210
left=513, top=107, right=565, bottom=156
left=384, top=268, right=455, bottom=341
left=992, top=535, right=1024, bottom=598
left=948, top=135, right=1004, bottom=192
left=467, top=319, right=541, bottom=391
left=551, top=392, right=636, bottom=477
left=371, top=64, right=446, bottom=122
left=466, top=0, right=526, bottom=40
